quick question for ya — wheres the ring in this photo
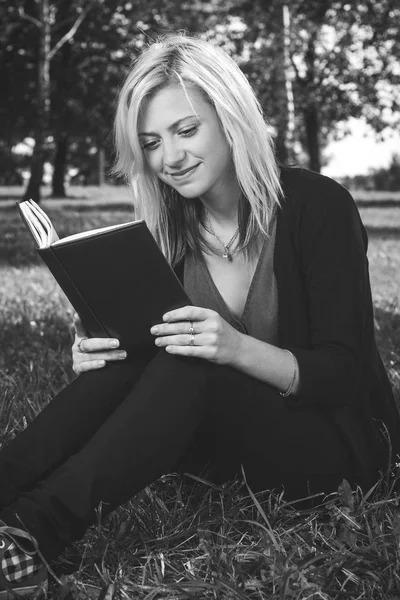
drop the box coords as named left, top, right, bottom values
left=188, top=321, right=195, bottom=335
left=189, top=333, right=195, bottom=347
left=77, top=338, right=88, bottom=353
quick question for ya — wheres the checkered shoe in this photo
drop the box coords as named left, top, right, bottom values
left=0, top=523, right=47, bottom=598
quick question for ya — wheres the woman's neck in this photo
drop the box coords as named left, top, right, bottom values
left=200, top=193, right=240, bottom=227
left=199, top=175, right=241, bottom=226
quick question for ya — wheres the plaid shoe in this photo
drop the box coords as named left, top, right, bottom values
left=0, top=523, right=47, bottom=598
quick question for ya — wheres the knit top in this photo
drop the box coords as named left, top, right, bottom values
left=183, top=216, right=278, bottom=345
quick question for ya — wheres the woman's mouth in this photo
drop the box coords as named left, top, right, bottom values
left=168, top=164, right=200, bottom=181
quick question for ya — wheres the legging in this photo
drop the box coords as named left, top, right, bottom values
left=0, top=350, right=351, bottom=560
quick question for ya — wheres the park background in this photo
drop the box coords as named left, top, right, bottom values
left=1, top=1, right=400, bottom=598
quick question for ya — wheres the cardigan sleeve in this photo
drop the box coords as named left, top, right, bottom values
left=285, top=174, right=370, bottom=408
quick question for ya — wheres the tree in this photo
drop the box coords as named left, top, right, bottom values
left=209, top=0, right=400, bottom=171
left=22, top=0, right=51, bottom=202
left=289, top=0, right=400, bottom=171
left=0, top=1, right=37, bottom=149
left=270, top=1, right=296, bottom=164
left=48, top=0, right=228, bottom=192
left=3, top=0, right=398, bottom=189
left=18, top=0, right=90, bottom=202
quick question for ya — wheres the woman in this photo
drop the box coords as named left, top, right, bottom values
left=0, top=35, right=399, bottom=598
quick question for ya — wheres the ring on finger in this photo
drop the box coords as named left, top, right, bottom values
left=188, top=321, right=195, bottom=335
left=77, top=337, right=88, bottom=353
left=189, top=333, right=195, bottom=347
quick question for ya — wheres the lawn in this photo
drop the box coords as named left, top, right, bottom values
left=0, top=186, right=400, bottom=599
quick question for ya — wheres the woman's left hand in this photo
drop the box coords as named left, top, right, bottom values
left=150, top=306, right=242, bottom=365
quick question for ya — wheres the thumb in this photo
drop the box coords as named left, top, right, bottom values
left=73, top=312, right=88, bottom=338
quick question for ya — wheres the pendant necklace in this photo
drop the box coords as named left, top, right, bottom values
left=205, top=209, right=240, bottom=261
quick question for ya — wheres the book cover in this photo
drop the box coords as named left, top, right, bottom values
left=18, top=200, right=192, bottom=351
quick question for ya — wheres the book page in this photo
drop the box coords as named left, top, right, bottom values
left=52, top=220, right=143, bottom=245
left=20, top=200, right=142, bottom=248
left=19, top=200, right=59, bottom=248
left=30, top=201, right=59, bottom=245
left=26, top=209, right=48, bottom=247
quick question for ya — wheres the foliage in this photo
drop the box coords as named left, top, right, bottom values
left=1, top=0, right=399, bottom=191
left=0, top=0, right=37, bottom=143
left=341, top=154, right=400, bottom=192
left=204, top=0, right=400, bottom=169
left=370, top=154, right=400, bottom=192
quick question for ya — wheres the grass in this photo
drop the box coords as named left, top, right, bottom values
left=1, top=186, right=400, bottom=598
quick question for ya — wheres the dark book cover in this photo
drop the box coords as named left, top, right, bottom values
left=19, top=205, right=191, bottom=351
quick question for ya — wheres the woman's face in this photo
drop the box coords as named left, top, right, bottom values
left=138, top=84, right=237, bottom=205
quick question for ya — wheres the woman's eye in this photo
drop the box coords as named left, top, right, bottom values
left=142, top=140, right=159, bottom=151
left=180, top=126, right=198, bottom=137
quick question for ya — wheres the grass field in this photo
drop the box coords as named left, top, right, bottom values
left=1, top=186, right=400, bottom=599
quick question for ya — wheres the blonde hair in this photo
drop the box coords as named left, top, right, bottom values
left=114, top=34, right=282, bottom=266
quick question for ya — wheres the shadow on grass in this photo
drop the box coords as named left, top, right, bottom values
left=0, top=313, right=73, bottom=443
left=365, top=225, right=400, bottom=237
left=356, top=199, right=400, bottom=208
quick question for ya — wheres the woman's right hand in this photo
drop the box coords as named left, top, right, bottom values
left=71, top=313, right=127, bottom=375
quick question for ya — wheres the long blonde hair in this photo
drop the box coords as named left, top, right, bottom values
left=114, top=34, right=282, bottom=266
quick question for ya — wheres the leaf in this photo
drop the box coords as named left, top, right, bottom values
left=338, top=522, right=358, bottom=550
left=337, top=479, right=355, bottom=512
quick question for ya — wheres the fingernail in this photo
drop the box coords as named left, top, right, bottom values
left=163, top=313, right=170, bottom=321
left=110, top=340, right=119, bottom=348
left=151, top=327, right=158, bottom=334
left=118, top=352, right=127, bottom=359
left=155, top=339, right=161, bottom=346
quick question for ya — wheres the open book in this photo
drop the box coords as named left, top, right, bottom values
left=19, top=199, right=144, bottom=248
left=18, top=200, right=191, bottom=351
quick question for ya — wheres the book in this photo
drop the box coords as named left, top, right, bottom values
left=18, top=199, right=191, bottom=351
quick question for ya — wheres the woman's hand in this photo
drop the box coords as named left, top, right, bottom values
left=150, top=306, right=242, bottom=366
left=71, top=313, right=127, bottom=375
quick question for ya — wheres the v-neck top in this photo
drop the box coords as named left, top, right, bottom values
left=183, top=217, right=278, bottom=344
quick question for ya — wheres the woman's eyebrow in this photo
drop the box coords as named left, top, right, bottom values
left=139, top=115, right=199, bottom=137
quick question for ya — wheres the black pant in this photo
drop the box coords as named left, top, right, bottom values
left=0, top=350, right=350, bottom=560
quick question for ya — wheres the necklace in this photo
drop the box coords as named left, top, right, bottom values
left=205, top=209, right=240, bottom=261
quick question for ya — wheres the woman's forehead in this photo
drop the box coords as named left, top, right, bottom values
left=138, top=84, right=212, bottom=133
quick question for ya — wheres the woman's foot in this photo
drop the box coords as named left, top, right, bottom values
left=0, top=522, right=47, bottom=598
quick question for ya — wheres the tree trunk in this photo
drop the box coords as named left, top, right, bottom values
left=304, top=102, right=321, bottom=172
left=52, top=134, right=68, bottom=197
left=23, top=0, right=51, bottom=203
left=303, top=31, right=321, bottom=173
left=274, top=2, right=295, bottom=165
left=96, top=147, right=105, bottom=186
left=300, top=8, right=330, bottom=174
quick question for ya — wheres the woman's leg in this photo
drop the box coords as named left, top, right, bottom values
left=0, top=358, right=353, bottom=563
left=0, top=350, right=156, bottom=509
left=0, top=352, right=214, bottom=560
left=205, top=365, right=353, bottom=499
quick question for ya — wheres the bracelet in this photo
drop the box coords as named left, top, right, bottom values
left=279, top=350, right=297, bottom=397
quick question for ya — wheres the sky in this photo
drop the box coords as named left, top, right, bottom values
left=322, top=118, right=400, bottom=178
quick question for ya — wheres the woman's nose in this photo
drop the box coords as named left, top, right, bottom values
left=163, top=141, right=185, bottom=167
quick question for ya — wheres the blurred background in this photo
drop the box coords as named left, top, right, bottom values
left=0, top=0, right=399, bottom=203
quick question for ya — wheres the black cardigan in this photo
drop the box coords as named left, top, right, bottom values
left=176, top=167, right=400, bottom=485
left=275, top=167, right=400, bottom=483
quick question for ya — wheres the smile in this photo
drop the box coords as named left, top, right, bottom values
left=167, top=164, right=200, bottom=180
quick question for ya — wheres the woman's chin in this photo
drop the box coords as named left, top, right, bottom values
left=169, top=185, right=204, bottom=200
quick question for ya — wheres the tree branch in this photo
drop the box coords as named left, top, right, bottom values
left=18, top=6, right=42, bottom=28
left=290, top=55, right=302, bottom=83
left=48, top=6, right=90, bottom=60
